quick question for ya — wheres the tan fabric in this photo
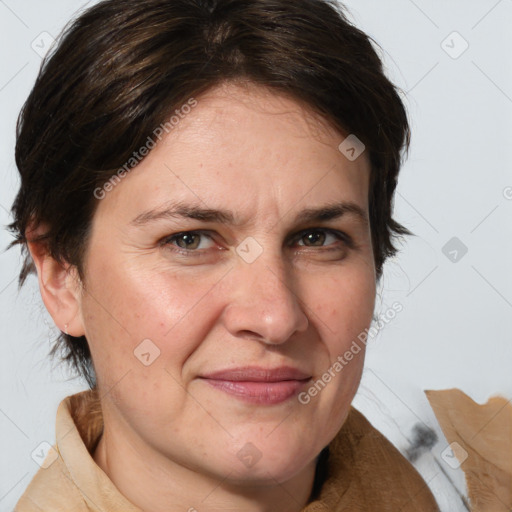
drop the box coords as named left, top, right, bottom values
left=15, top=389, right=439, bottom=511
left=426, top=388, right=512, bottom=512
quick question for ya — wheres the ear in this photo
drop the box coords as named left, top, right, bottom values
left=26, top=224, right=85, bottom=337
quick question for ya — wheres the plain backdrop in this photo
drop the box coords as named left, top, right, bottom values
left=1, top=1, right=511, bottom=510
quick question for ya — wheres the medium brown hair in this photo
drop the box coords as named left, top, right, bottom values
left=9, top=0, right=411, bottom=387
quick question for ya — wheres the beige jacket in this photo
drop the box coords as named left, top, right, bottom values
left=15, top=389, right=439, bottom=511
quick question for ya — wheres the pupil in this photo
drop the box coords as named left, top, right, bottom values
left=179, top=234, right=198, bottom=248
left=306, top=231, right=324, bottom=246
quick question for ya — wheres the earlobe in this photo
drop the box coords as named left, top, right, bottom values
left=26, top=229, right=85, bottom=338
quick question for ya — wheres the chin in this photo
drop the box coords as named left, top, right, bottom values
left=218, top=436, right=320, bottom=485
left=222, top=458, right=314, bottom=487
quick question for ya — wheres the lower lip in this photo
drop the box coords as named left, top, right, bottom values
left=201, top=379, right=309, bottom=404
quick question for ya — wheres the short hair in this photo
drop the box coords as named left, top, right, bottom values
left=9, top=0, right=411, bottom=387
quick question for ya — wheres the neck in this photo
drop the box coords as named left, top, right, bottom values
left=93, top=410, right=318, bottom=512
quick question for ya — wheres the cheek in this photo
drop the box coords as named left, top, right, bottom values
left=311, top=267, right=376, bottom=346
left=80, top=259, right=226, bottom=374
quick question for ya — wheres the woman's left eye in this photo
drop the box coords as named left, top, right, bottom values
left=294, top=229, right=347, bottom=248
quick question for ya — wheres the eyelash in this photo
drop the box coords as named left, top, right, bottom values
left=160, top=228, right=354, bottom=256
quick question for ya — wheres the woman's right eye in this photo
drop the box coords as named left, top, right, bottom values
left=161, top=231, right=217, bottom=253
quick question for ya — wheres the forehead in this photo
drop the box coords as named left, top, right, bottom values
left=171, top=81, right=352, bottom=151
left=93, top=82, right=371, bottom=226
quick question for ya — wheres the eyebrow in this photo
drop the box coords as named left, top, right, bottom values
left=130, top=200, right=369, bottom=228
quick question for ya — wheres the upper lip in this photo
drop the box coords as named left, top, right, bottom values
left=200, top=366, right=311, bottom=382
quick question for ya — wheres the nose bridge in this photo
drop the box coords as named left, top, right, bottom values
left=223, top=244, right=309, bottom=344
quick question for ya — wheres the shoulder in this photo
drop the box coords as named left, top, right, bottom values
left=15, top=390, right=141, bottom=512
left=319, top=406, right=440, bottom=511
left=14, top=455, right=88, bottom=512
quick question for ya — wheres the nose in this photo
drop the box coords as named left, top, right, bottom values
left=221, top=251, right=309, bottom=345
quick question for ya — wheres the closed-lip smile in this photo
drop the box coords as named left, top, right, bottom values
left=199, top=366, right=312, bottom=404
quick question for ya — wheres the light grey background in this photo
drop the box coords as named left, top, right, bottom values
left=1, top=1, right=511, bottom=510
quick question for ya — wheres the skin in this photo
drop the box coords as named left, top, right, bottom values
left=29, top=81, right=376, bottom=512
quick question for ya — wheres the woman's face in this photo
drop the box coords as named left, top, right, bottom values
left=77, top=82, right=376, bottom=484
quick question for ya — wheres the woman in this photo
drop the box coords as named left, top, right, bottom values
left=10, top=0, right=439, bottom=510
